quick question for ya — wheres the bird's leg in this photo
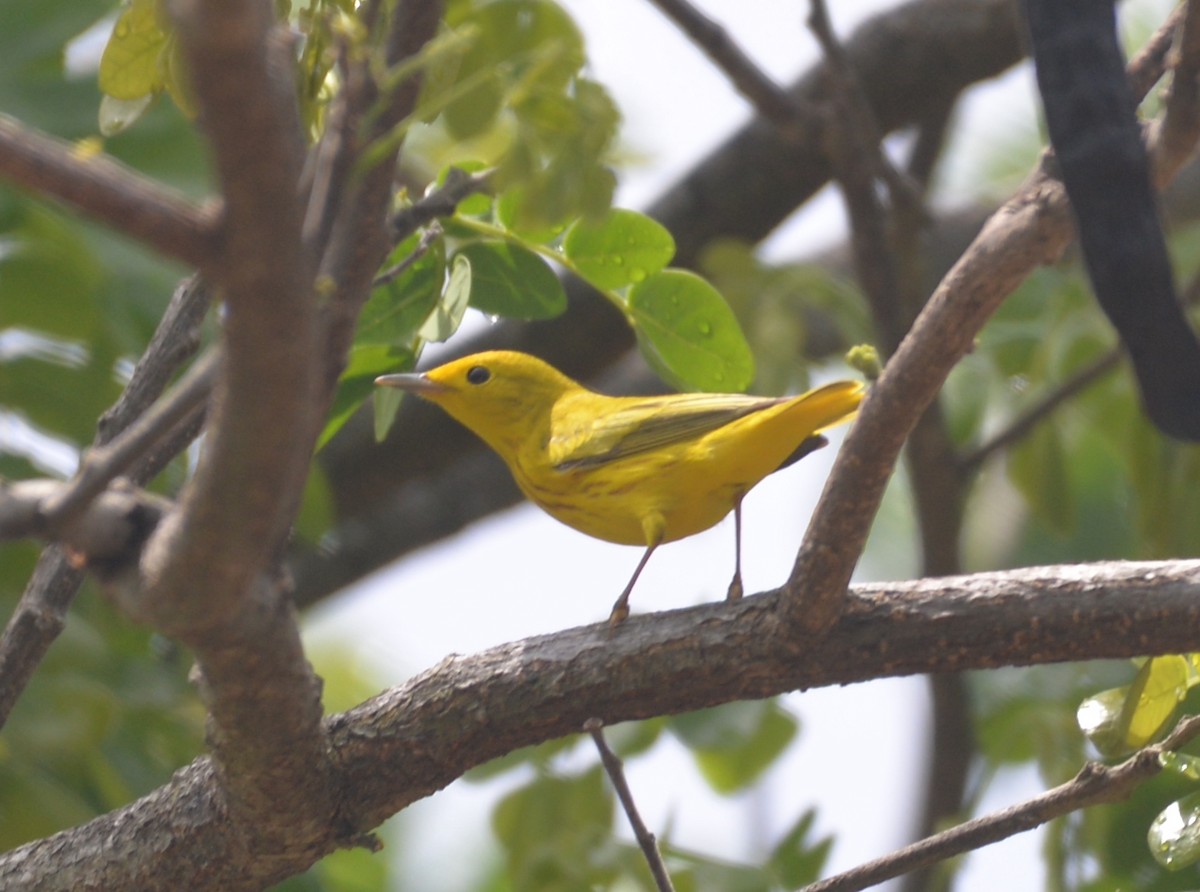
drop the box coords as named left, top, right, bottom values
left=726, top=496, right=745, bottom=601
left=609, top=543, right=658, bottom=625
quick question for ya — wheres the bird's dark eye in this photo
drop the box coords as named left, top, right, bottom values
left=466, top=365, right=491, bottom=385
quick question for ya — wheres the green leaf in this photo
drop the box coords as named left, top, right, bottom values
left=1078, top=687, right=1135, bottom=758
left=456, top=240, right=566, bottom=320
left=318, top=343, right=414, bottom=450
left=418, top=253, right=472, bottom=342
left=562, top=208, right=675, bottom=290
left=1123, top=656, right=1189, bottom=748
left=1159, top=751, right=1200, bottom=781
left=605, top=717, right=666, bottom=759
left=98, top=0, right=167, bottom=100
left=356, top=234, right=446, bottom=346
left=495, top=188, right=568, bottom=244
left=1078, top=657, right=1187, bottom=757
left=293, top=464, right=334, bottom=546
left=493, top=769, right=616, bottom=889
left=442, top=0, right=584, bottom=139
left=0, top=207, right=103, bottom=338
left=628, top=269, right=755, bottom=392
left=312, top=846, right=389, bottom=892
left=768, top=809, right=833, bottom=889
left=670, top=701, right=798, bottom=794
left=1149, top=789, right=1200, bottom=869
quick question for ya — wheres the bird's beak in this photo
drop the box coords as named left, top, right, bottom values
left=374, top=372, right=452, bottom=396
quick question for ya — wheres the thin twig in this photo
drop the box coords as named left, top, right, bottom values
left=40, top=350, right=220, bottom=533
left=643, top=0, right=821, bottom=139
left=906, top=99, right=956, bottom=190
left=808, top=0, right=922, bottom=219
left=802, top=714, right=1200, bottom=892
left=1158, top=0, right=1200, bottom=172
left=372, top=222, right=443, bottom=287
left=585, top=718, right=676, bottom=892
left=389, top=168, right=495, bottom=243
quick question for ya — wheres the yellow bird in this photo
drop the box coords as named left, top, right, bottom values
left=376, top=351, right=863, bottom=623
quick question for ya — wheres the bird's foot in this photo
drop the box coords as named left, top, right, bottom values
left=726, top=575, right=744, bottom=601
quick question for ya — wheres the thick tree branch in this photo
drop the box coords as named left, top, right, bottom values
left=0, top=115, right=221, bottom=270
left=114, top=0, right=333, bottom=863
left=3, top=559, right=1199, bottom=890
left=140, top=0, right=318, bottom=630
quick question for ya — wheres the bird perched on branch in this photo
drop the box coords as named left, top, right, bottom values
left=377, top=350, right=864, bottom=623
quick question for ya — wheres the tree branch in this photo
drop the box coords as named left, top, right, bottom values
left=802, top=714, right=1200, bottom=892
left=0, top=275, right=211, bottom=730
left=0, top=115, right=221, bottom=271
left=39, top=350, right=219, bottom=534
left=116, top=0, right=333, bottom=862
left=643, top=0, right=822, bottom=137
left=4, top=558, right=1200, bottom=890
left=587, top=718, right=676, bottom=892
left=136, top=0, right=318, bottom=627
left=782, top=5, right=1193, bottom=633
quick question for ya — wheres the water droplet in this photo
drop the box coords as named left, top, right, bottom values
left=698, top=321, right=712, bottom=336
left=630, top=269, right=646, bottom=283
left=485, top=314, right=500, bottom=325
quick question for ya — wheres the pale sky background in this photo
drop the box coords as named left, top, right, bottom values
left=302, top=1, right=1067, bottom=890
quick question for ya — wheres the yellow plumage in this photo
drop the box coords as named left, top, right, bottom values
left=377, top=350, right=864, bottom=622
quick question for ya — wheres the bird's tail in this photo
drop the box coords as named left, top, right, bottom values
left=798, top=380, right=866, bottom=433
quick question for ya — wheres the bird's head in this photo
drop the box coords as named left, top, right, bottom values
left=375, top=350, right=577, bottom=452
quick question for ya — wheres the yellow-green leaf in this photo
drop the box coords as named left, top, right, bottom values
left=98, top=0, right=167, bottom=100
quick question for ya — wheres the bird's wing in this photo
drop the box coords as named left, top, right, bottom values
left=550, top=392, right=784, bottom=470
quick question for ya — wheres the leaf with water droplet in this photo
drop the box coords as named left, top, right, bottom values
left=628, top=269, right=754, bottom=392
left=1149, top=791, right=1200, bottom=869
left=1160, top=751, right=1200, bottom=781
left=562, top=209, right=674, bottom=289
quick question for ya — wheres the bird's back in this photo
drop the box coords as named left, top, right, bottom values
left=510, top=380, right=864, bottom=546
